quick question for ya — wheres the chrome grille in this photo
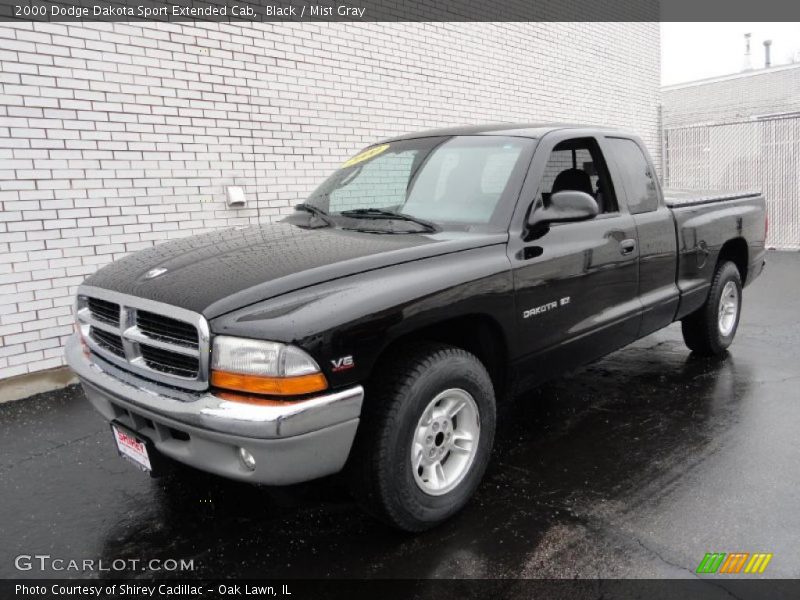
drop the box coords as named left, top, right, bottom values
left=136, top=310, right=198, bottom=348
left=76, top=286, right=210, bottom=391
left=87, top=297, right=120, bottom=326
left=90, top=327, right=125, bottom=357
left=140, top=345, right=199, bottom=378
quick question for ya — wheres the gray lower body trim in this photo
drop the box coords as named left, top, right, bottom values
left=82, top=381, right=359, bottom=485
left=65, top=334, right=364, bottom=485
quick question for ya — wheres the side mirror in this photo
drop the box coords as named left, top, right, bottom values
left=527, top=190, right=599, bottom=235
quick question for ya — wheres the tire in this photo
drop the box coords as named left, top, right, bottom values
left=348, top=343, right=496, bottom=532
left=681, top=260, right=743, bottom=356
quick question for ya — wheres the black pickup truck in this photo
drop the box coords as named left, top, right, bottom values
left=66, top=124, right=767, bottom=531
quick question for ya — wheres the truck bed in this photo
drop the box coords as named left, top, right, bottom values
left=663, top=188, right=761, bottom=208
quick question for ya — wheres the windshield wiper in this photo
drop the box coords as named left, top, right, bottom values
left=294, top=203, right=334, bottom=227
left=339, top=208, right=438, bottom=233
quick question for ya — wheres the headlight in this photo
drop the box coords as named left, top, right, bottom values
left=210, top=336, right=328, bottom=396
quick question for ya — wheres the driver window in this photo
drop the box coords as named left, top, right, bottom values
left=538, top=137, right=618, bottom=214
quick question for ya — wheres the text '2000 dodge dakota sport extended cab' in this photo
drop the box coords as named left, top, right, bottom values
left=66, top=124, right=767, bottom=531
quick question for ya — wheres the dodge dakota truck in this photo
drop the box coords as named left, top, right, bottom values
left=66, top=124, right=767, bottom=531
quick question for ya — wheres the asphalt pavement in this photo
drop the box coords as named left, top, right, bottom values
left=1, top=250, right=798, bottom=580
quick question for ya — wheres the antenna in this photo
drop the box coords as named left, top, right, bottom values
left=743, top=33, right=753, bottom=71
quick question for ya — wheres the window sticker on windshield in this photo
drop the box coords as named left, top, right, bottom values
left=342, top=144, right=390, bottom=168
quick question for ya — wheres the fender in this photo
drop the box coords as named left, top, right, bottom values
left=209, top=244, right=517, bottom=390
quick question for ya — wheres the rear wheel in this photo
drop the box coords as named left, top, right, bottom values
left=348, top=343, right=496, bottom=531
left=681, top=260, right=742, bottom=356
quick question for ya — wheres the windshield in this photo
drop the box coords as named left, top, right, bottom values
left=304, top=136, right=534, bottom=232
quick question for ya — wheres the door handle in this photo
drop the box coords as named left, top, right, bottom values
left=619, top=239, right=636, bottom=256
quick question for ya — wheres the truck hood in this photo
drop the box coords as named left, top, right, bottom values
left=82, top=222, right=507, bottom=318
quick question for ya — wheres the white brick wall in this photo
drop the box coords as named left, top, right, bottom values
left=0, top=21, right=660, bottom=380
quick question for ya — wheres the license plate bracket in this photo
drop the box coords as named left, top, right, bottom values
left=110, top=421, right=159, bottom=475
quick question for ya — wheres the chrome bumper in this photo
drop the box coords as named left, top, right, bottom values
left=65, top=334, right=363, bottom=484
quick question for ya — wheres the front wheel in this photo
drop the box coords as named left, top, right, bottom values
left=681, top=260, right=743, bottom=355
left=348, top=343, right=496, bottom=531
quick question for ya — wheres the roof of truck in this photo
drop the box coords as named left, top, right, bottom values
left=381, top=123, right=627, bottom=142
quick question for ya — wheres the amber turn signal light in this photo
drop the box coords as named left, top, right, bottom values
left=211, top=370, right=328, bottom=397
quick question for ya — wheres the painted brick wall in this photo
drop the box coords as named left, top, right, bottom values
left=0, top=21, right=660, bottom=379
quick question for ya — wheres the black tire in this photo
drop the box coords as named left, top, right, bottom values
left=348, top=343, right=496, bottom=532
left=681, top=261, right=743, bottom=356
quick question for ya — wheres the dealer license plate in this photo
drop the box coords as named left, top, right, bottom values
left=111, top=422, right=153, bottom=472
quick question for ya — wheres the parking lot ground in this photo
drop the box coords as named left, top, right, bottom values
left=1, top=250, right=798, bottom=580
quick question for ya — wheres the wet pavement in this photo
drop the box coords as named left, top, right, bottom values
left=1, top=250, right=798, bottom=580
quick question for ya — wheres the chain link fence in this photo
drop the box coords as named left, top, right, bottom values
left=662, top=116, right=800, bottom=249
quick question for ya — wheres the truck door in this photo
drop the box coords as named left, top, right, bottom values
left=507, top=133, right=641, bottom=390
left=604, top=137, right=680, bottom=337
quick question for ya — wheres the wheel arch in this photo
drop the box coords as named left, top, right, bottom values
left=717, top=237, right=749, bottom=285
left=370, top=314, right=510, bottom=400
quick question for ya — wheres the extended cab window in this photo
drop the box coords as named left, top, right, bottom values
left=537, top=137, right=618, bottom=214
left=307, top=136, right=534, bottom=231
left=606, top=138, right=659, bottom=214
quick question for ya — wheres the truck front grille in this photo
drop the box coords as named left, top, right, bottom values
left=76, top=287, right=209, bottom=391
left=87, top=297, right=120, bottom=326
left=140, top=345, right=199, bottom=378
left=136, top=310, right=198, bottom=348
left=90, top=327, right=125, bottom=357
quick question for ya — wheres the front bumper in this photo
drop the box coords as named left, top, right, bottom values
left=65, top=334, right=363, bottom=484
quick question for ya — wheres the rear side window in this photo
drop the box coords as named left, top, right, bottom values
left=606, top=138, right=659, bottom=214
